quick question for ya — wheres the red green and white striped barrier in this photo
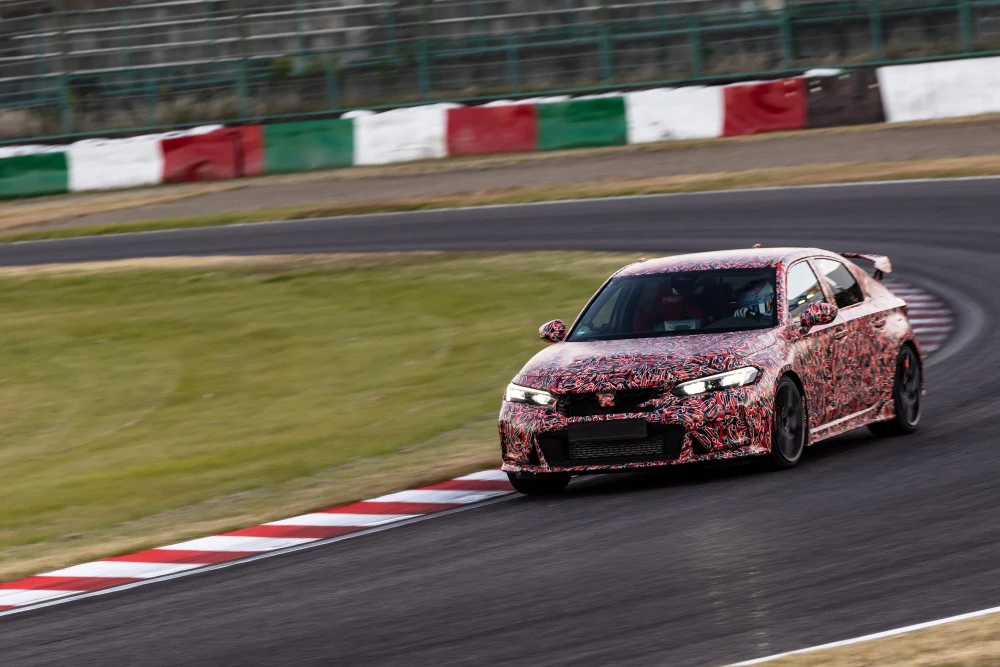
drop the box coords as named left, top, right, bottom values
left=2, top=55, right=999, bottom=200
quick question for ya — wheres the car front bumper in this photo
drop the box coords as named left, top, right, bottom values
left=500, top=382, right=774, bottom=474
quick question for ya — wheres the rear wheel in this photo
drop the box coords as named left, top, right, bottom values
left=769, top=377, right=806, bottom=469
left=869, top=345, right=922, bottom=437
left=507, top=471, right=571, bottom=496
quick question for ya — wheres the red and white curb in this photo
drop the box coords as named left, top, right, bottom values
left=884, top=278, right=953, bottom=354
left=0, top=281, right=954, bottom=616
left=0, top=470, right=515, bottom=613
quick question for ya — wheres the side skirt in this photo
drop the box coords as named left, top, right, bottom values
left=808, top=403, right=888, bottom=444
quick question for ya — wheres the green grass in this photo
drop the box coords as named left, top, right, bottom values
left=0, top=252, right=637, bottom=580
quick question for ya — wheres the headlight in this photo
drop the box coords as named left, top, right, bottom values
left=505, top=383, right=557, bottom=407
left=673, top=367, right=759, bottom=397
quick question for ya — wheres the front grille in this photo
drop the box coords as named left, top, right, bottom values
left=570, top=437, right=664, bottom=460
left=558, top=388, right=663, bottom=418
left=537, top=423, right=685, bottom=466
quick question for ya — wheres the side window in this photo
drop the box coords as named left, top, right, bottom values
left=815, top=258, right=865, bottom=308
left=786, top=262, right=826, bottom=321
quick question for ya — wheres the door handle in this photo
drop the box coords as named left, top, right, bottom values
left=832, top=328, right=850, bottom=340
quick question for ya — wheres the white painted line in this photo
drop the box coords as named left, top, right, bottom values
left=266, top=513, right=414, bottom=527
left=45, top=561, right=202, bottom=579
left=909, top=317, right=953, bottom=325
left=371, top=489, right=510, bottom=504
left=160, top=536, right=317, bottom=552
left=0, top=589, right=82, bottom=606
left=730, top=605, right=1000, bottom=665
left=456, top=469, right=510, bottom=481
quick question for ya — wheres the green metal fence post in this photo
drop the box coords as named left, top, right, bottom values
left=959, top=0, right=974, bottom=53
left=655, top=0, right=672, bottom=72
left=473, top=0, right=488, bottom=48
left=293, top=0, right=308, bottom=74
left=868, top=0, right=884, bottom=61
left=33, top=14, right=47, bottom=108
left=54, top=0, right=72, bottom=134
left=381, top=2, right=397, bottom=44
left=779, top=6, right=794, bottom=68
left=323, top=53, right=340, bottom=111
left=234, top=0, right=252, bottom=121
left=563, top=0, right=578, bottom=38
left=417, top=41, right=432, bottom=101
left=144, top=66, right=158, bottom=125
left=689, top=15, right=704, bottom=78
left=505, top=34, right=522, bottom=94
left=598, top=26, right=613, bottom=84
left=417, top=0, right=432, bottom=100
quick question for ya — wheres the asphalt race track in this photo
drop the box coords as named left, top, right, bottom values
left=0, top=178, right=996, bottom=666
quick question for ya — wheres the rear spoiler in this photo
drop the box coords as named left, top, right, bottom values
left=841, top=253, right=891, bottom=281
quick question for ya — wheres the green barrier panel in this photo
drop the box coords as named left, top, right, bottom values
left=0, top=152, right=69, bottom=199
left=536, top=98, right=628, bottom=151
left=263, top=118, right=354, bottom=174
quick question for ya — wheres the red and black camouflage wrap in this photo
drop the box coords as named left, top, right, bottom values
left=500, top=248, right=921, bottom=474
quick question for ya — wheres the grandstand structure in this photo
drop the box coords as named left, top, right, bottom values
left=0, top=0, right=991, bottom=140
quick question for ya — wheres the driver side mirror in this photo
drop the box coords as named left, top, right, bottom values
left=800, top=302, right=838, bottom=332
left=539, top=320, right=567, bottom=344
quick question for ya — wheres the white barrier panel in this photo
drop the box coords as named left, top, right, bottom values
left=68, top=137, right=164, bottom=192
left=625, top=86, right=724, bottom=143
left=877, top=56, right=1000, bottom=122
left=353, top=106, right=451, bottom=165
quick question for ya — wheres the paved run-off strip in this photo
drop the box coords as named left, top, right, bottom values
left=0, top=280, right=952, bottom=615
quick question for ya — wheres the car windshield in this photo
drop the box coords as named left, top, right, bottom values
left=567, top=268, right=778, bottom=342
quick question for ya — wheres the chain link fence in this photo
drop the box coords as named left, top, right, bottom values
left=1, top=0, right=999, bottom=141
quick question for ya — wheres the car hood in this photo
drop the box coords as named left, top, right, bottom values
left=513, top=329, right=781, bottom=394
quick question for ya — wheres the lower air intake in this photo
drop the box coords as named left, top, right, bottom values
left=537, top=423, right=685, bottom=466
left=570, top=437, right=664, bottom=460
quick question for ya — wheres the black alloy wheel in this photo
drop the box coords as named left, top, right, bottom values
left=770, top=376, right=806, bottom=469
left=869, top=345, right=922, bottom=437
left=507, top=471, right=571, bottom=496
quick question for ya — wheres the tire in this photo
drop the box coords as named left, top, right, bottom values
left=869, top=345, right=922, bottom=437
left=769, top=376, right=807, bottom=469
left=507, top=471, right=571, bottom=496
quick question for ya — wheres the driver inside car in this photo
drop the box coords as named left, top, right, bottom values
left=733, top=279, right=775, bottom=322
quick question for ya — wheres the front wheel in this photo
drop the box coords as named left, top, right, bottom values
left=507, top=471, right=571, bottom=496
left=869, top=345, right=922, bottom=437
left=769, top=376, right=806, bottom=469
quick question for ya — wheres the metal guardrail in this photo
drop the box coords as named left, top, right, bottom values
left=0, top=0, right=998, bottom=142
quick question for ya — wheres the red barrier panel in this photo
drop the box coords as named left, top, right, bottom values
left=233, top=125, right=264, bottom=177
left=161, top=129, right=239, bottom=183
left=446, top=105, right=538, bottom=156
left=722, top=78, right=807, bottom=137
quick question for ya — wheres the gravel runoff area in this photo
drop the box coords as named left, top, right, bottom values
left=19, top=116, right=1000, bottom=230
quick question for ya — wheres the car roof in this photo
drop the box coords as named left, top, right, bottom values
left=614, top=248, right=834, bottom=277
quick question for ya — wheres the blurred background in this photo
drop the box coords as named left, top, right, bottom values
left=1, top=0, right=997, bottom=141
